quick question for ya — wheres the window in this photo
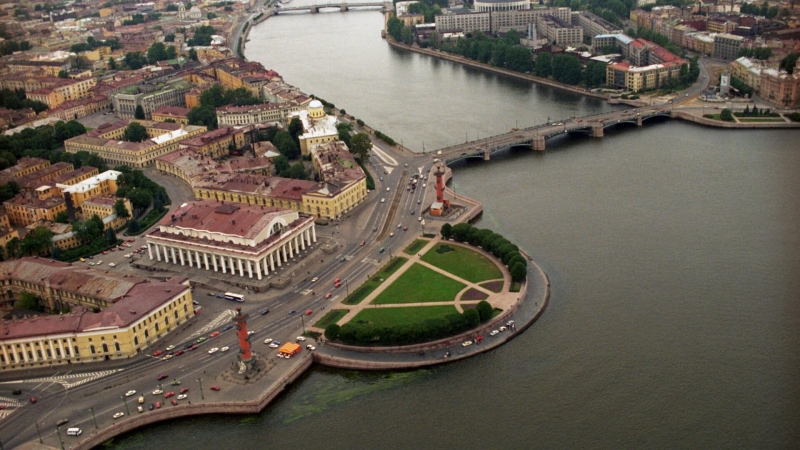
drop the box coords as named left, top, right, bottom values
left=115, top=342, right=120, bottom=352
left=90, top=345, right=95, bottom=354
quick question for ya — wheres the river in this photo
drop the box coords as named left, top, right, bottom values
left=104, top=7, right=800, bottom=449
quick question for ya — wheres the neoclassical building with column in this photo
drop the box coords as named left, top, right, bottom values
left=145, top=201, right=316, bottom=280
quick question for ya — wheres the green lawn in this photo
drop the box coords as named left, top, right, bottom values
left=314, top=309, right=349, bottom=328
left=371, top=263, right=466, bottom=305
left=421, top=244, right=503, bottom=283
left=349, top=305, right=458, bottom=328
left=403, top=239, right=429, bottom=255
left=737, top=117, right=785, bottom=122
left=342, top=257, right=408, bottom=305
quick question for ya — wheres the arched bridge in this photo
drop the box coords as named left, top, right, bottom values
left=434, top=107, right=673, bottom=164
left=275, top=1, right=393, bottom=13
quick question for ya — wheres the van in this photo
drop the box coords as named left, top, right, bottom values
left=66, top=428, right=82, bottom=436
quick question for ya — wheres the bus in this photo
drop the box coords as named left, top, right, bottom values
left=223, top=293, right=245, bottom=302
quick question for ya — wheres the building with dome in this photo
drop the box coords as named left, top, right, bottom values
left=290, top=100, right=340, bottom=156
left=474, top=0, right=530, bottom=12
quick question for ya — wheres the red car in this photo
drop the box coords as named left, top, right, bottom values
left=152, top=350, right=163, bottom=356
left=174, top=350, right=184, bottom=356
left=189, top=345, right=198, bottom=351
left=209, top=331, right=220, bottom=338
left=360, top=241, right=365, bottom=246
left=157, top=374, right=169, bottom=380
left=30, top=396, right=36, bottom=403
left=305, top=309, right=313, bottom=315
left=335, top=282, right=341, bottom=288
left=102, top=251, right=108, bottom=255
left=155, top=401, right=161, bottom=409
left=171, top=399, right=178, bottom=406
left=210, top=386, right=220, bottom=391
left=325, top=292, right=332, bottom=299
left=334, top=277, right=341, bottom=284
left=164, top=392, right=175, bottom=398
left=180, top=388, right=189, bottom=394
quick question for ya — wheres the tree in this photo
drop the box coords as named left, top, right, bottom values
left=387, top=17, right=403, bottom=41
left=272, top=131, right=299, bottom=159
left=107, top=57, right=118, bottom=70
left=199, top=85, right=226, bottom=108
left=551, top=54, right=583, bottom=85
left=147, top=41, right=169, bottom=64
left=187, top=106, right=217, bottom=130
left=720, top=108, right=734, bottom=121
left=287, top=117, right=304, bottom=145
left=349, top=133, right=371, bottom=161
left=5, top=237, right=21, bottom=259
left=18, top=292, right=42, bottom=312
left=463, top=308, right=480, bottom=327
left=134, top=105, right=146, bottom=120
left=273, top=155, right=290, bottom=175
left=325, top=323, right=340, bottom=340
left=400, top=27, right=414, bottom=45
left=55, top=210, right=69, bottom=223
left=127, top=220, right=141, bottom=234
left=58, top=70, right=69, bottom=79
left=113, top=199, right=130, bottom=219
left=123, top=122, right=148, bottom=142
left=105, top=227, right=117, bottom=243
left=124, top=52, right=147, bottom=70
left=534, top=52, right=552, bottom=78
left=188, top=48, right=198, bottom=61
left=165, top=33, right=176, bottom=42
left=584, top=61, right=607, bottom=88
left=476, top=300, right=493, bottom=322
left=440, top=223, right=453, bottom=239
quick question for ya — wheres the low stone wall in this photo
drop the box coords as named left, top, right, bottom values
left=675, top=111, right=800, bottom=129
left=73, top=355, right=313, bottom=450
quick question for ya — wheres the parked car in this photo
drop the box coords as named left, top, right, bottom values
left=210, top=386, right=220, bottom=391
left=311, top=277, right=319, bottom=283
left=125, top=390, right=136, bottom=397
left=296, top=336, right=306, bottom=342
left=30, top=396, right=36, bottom=403
left=164, top=392, right=175, bottom=398
left=177, top=394, right=188, bottom=400
left=180, top=388, right=189, bottom=394
left=170, top=380, right=181, bottom=386
left=260, top=308, right=270, bottom=315
left=461, top=340, right=473, bottom=347
left=137, top=406, right=144, bottom=413
left=152, top=389, right=163, bottom=395
left=264, top=338, right=273, bottom=344
left=155, top=401, right=161, bottom=409
left=157, top=374, right=169, bottom=380
left=149, top=404, right=155, bottom=411
left=220, top=346, right=229, bottom=352
left=56, top=419, right=69, bottom=426
left=112, top=412, right=124, bottom=419
left=171, top=399, right=178, bottom=406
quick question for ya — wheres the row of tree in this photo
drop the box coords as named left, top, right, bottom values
left=440, top=223, right=528, bottom=282
left=187, top=25, right=217, bottom=47
left=324, top=300, right=495, bottom=345
left=0, top=88, right=47, bottom=114
left=0, top=120, right=86, bottom=160
left=187, top=85, right=263, bottom=130
left=437, top=30, right=533, bottom=74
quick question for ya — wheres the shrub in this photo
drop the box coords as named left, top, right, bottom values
left=325, top=323, right=340, bottom=341
left=476, top=300, right=493, bottom=321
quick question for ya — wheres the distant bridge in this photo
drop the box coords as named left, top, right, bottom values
left=274, top=1, right=393, bottom=13
left=434, top=107, right=674, bottom=164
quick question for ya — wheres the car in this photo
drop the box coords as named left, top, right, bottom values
left=216, top=294, right=223, bottom=298
left=170, top=380, right=181, bottom=385
left=335, top=281, right=341, bottom=288
left=110, top=248, right=115, bottom=252
left=153, top=350, right=163, bottom=357
left=247, top=330, right=255, bottom=336
left=177, top=394, right=188, bottom=400
left=207, top=292, right=215, bottom=296
left=410, top=211, right=415, bottom=215
left=108, top=262, right=116, bottom=267
left=113, top=412, right=124, bottom=419
left=373, top=227, right=378, bottom=232
left=360, top=241, right=365, bottom=246
left=305, top=309, right=314, bottom=315
left=506, top=320, right=515, bottom=326
left=12, top=389, right=21, bottom=395
left=138, top=396, right=145, bottom=404
left=422, top=184, right=426, bottom=188
left=102, top=251, right=108, bottom=255
left=379, top=247, right=385, bottom=253
left=165, top=345, right=175, bottom=351
left=164, top=392, right=175, bottom=398
left=137, top=406, right=144, bottom=413
left=210, top=331, right=220, bottom=338
left=379, top=176, right=383, bottom=181
left=208, top=347, right=219, bottom=354
left=96, top=260, right=103, bottom=265
left=325, top=292, right=332, bottom=299
left=152, top=389, right=163, bottom=395
left=222, top=324, right=233, bottom=332
left=269, top=342, right=279, bottom=348
left=171, top=399, right=178, bottom=406
left=417, top=200, right=421, bottom=204
left=289, top=309, right=296, bottom=314
left=306, top=345, right=316, bottom=351
left=89, top=262, right=95, bottom=266
left=577, top=118, right=582, bottom=122
left=381, top=198, right=385, bottom=203
left=264, top=338, right=273, bottom=344
left=489, top=330, right=499, bottom=336
left=418, top=217, right=422, bottom=222
left=79, top=258, right=86, bottom=262
left=157, top=374, right=169, bottom=380
left=149, top=404, right=155, bottom=411
left=196, top=337, right=206, bottom=343
left=389, top=232, right=394, bottom=237
left=180, top=387, right=189, bottom=394
left=210, top=386, right=220, bottom=391
left=220, top=346, right=229, bottom=352
left=124, top=254, right=130, bottom=258
left=311, top=277, right=319, bottom=283
left=57, top=419, right=69, bottom=426
left=174, top=350, right=184, bottom=356
left=461, top=340, right=473, bottom=347
left=127, top=239, right=135, bottom=243
left=499, top=326, right=507, bottom=331
left=386, top=187, right=390, bottom=192
left=30, top=396, right=36, bottom=403
left=403, top=226, right=408, bottom=231
left=397, top=223, right=402, bottom=229
left=125, top=390, right=137, bottom=397
left=260, top=308, right=270, bottom=315
left=184, top=343, right=193, bottom=349
left=155, top=401, right=161, bottom=409
left=296, top=336, right=306, bottom=342
left=193, top=300, right=200, bottom=306
left=277, top=353, right=285, bottom=358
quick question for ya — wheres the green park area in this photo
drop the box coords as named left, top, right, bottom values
left=737, top=117, right=785, bottom=122
left=314, top=309, right=349, bottom=328
left=403, top=239, right=429, bottom=255
left=371, top=264, right=466, bottom=305
left=421, top=244, right=503, bottom=283
left=342, top=257, right=407, bottom=305
left=350, top=305, right=459, bottom=328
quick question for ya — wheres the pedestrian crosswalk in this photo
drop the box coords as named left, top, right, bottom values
left=190, top=309, right=235, bottom=338
left=0, top=395, right=22, bottom=418
left=2, top=369, right=124, bottom=390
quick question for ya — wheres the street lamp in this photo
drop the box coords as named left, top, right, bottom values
left=90, top=407, right=98, bottom=429
left=56, top=426, right=65, bottom=450
left=121, top=395, right=130, bottom=415
left=35, top=421, right=42, bottom=443
left=344, top=279, right=349, bottom=298
left=197, top=378, right=205, bottom=400
left=300, top=313, right=306, bottom=334
left=159, top=383, right=164, bottom=403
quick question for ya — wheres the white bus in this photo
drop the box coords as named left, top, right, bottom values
left=223, top=293, right=245, bottom=302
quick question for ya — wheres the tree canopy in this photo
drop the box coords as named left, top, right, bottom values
left=123, top=122, right=148, bottom=142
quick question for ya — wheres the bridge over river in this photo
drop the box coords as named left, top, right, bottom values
left=275, top=1, right=392, bottom=13
left=433, top=106, right=674, bottom=164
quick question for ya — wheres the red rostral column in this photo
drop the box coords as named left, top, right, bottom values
left=234, top=307, right=252, bottom=363
left=434, top=165, right=450, bottom=208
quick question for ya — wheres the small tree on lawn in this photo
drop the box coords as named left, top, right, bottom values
left=440, top=223, right=453, bottom=239
left=463, top=308, right=480, bottom=327
left=476, top=300, right=493, bottom=322
left=325, top=323, right=340, bottom=341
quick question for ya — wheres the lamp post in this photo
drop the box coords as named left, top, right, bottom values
left=300, top=313, right=306, bottom=334
left=121, top=395, right=130, bottom=415
left=159, top=383, right=164, bottom=403
left=345, top=279, right=349, bottom=298
left=35, top=421, right=42, bottom=443
left=197, top=378, right=205, bottom=400
left=388, top=246, right=393, bottom=258
left=55, top=426, right=64, bottom=450
left=90, top=407, right=98, bottom=429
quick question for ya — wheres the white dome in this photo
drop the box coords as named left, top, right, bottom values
left=309, top=100, right=323, bottom=108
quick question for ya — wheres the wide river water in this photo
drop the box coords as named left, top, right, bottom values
left=106, top=7, right=800, bottom=449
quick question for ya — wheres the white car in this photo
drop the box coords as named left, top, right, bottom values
left=89, top=262, right=95, bottom=266
left=109, top=262, right=116, bottom=267
left=296, top=336, right=306, bottom=342
left=306, top=345, right=316, bottom=351
left=125, top=390, right=136, bottom=397
left=247, top=331, right=255, bottom=336
left=461, top=340, right=473, bottom=347
left=499, top=326, right=507, bottom=332
left=220, top=346, right=229, bottom=352
left=208, top=347, right=219, bottom=354
left=112, top=412, right=124, bottom=419
left=166, top=345, right=175, bottom=351
left=269, top=342, right=279, bottom=348
left=177, top=394, right=188, bottom=400
left=381, top=198, right=385, bottom=203
left=489, top=330, right=499, bottom=336
left=96, top=260, right=103, bottom=265
left=277, top=353, right=285, bottom=358
left=152, top=389, right=163, bottom=395
left=418, top=217, right=422, bottom=222
left=263, top=338, right=273, bottom=344
left=311, top=277, right=319, bottom=283
left=386, top=187, right=390, bottom=191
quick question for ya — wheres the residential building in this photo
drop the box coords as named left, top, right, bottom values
left=216, top=101, right=304, bottom=127
left=58, top=170, right=122, bottom=209
left=575, top=11, right=622, bottom=38
left=144, top=201, right=316, bottom=281
left=290, top=100, right=339, bottom=156
left=606, top=60, right=684, bottom=92
left=537, top=15, right=583, bottom=47
left=474, top=0, right=530, bottom=13
left=0, top=257, right=193, bottom=371
left=151, top=106, right=192, bottom=125
left=112, top=79, right=193, bottom=119
left=713, top=33, right=744, bottom=61
left=178, top=127, right=246, bottom=159
left=759, top=66, right=800, bottom=107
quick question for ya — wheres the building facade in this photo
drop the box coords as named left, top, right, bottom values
left=713, top=33, right=744, bottom=61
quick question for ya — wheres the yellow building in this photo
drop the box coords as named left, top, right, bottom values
left=291, top=100, right=339, bottom=156
left=0, top=258, right=194, bottom=371
left=0, top=157, right=50, bottom=179
left=3, top=194, right=67, bottom=227
left=59, top=170, right=122, bottom=209
left=0, top=212, right=19, bottom=248
left=178, top=126, right=246, bottom=159
left=151, top=106, right=192, bottom=125
left=81, top=196, right=132, bottom=229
